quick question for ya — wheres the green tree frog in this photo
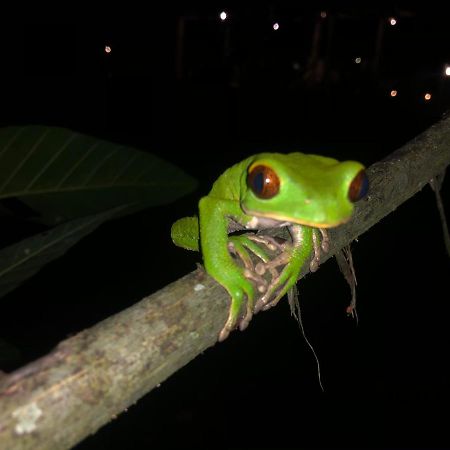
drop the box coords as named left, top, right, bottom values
left=171, top=153, right=368, bottom=341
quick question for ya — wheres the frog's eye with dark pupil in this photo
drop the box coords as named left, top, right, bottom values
left=247, top=165, right=280, bottom=199
left=348, top=169, right=369, bottom=202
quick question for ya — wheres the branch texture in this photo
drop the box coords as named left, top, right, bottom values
left=0, top=117, right=449, bottom=449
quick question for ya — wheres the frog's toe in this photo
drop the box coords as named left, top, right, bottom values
left=238, top=314, right=252, bottom=331
left=219, top=309, right=241, bottom=341
left=254, top=268, right=297, bottom=312
left=219, top=309, right=245, bottom=342
left=218, top=326, right=232, bottom=342
left=218, top=281, right=254, bottom=341
left=239, top=294, right=255, bottom=331
left=219, top=306, right=240, bottom=342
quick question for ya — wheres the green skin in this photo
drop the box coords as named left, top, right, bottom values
left=171, top=152, right=365, bottom=341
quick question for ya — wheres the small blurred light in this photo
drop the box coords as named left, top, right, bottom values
left=273, top=22, right=280, bottom=31
left=390, top=90, right=397, bottom=97
left=354, top=57, right=361, bottom=64
left=320, top=11, right=327, bottom=18
left=389, top=17, right=397, bottom=26
left=220, top=11, right=227, bottom=21
left=104, top=45, right=112, bottom=54
left=424, top=93, right=432, bottom=101
left=292, top=61, right=301, bottom=71
left=445, top=65, right=450, bottom=76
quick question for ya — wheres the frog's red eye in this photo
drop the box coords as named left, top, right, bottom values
left=348, top=170, right=369, bottom=202
left=247, top=164, right=280, bottom=199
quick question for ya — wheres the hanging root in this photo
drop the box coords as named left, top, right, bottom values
left=335, top=245, right=358, bottom=323
left=288, top=285, right=324, bottom=392
left=429, top=173, right=450, bottom=257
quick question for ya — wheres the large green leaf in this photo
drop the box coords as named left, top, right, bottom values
left=0, top=126, right=197, bottom=225
left=0, top=205, right=132, bottom=299
left=0, top=125, right=197, bottom=297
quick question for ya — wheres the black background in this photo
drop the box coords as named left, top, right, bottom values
left=1, top=4, right=449, bottom=449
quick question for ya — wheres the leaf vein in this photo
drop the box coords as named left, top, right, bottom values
left=0, top=127, right=25, bottom=160
left=55, top=141, right=100, bottom=189
left=25, top=133, right=79, bottom=191
left=0, top=128, right=50, bottom=192
left=111, top=152, right=141, bottom=184
left=82, top=146, right=122, bottom=186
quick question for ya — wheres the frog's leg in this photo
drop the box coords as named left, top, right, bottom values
left=254, top=225, right=314, bottom=312
left=228, top=235, right=271, bottom=266
left=171, top=216, right=199, bottom=251
left=253, top=225, right=327, bottom=312
left=199, top=197, right=255, bottom=341
left=246, top=234, right=285, bottom=252
left=258, top=227, right=331, bottom=311
left=231, top=233, right=297, bottom=299
left=256, top=226, right=330, bottom=312
left=227, top=235, right=270, bottom=295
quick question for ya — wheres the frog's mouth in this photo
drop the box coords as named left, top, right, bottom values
left=243, top=208, right=350, bottom=229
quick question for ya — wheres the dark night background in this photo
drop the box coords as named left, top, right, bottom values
left=1, top=4, right=449, bottom=449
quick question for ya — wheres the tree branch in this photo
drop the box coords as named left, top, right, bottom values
left=1, top=117, right=449, bottom=449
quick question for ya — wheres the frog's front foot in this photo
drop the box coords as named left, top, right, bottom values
left=218, top=279, right=255, bottom=342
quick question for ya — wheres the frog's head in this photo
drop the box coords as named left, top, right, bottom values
left=240, top=152, right=368, bottom=228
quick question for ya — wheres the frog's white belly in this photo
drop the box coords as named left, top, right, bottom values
left=245, top=215, right=291, bottom=230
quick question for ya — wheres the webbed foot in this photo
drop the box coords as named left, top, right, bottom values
left=255, top=225, right=319, bottom=312
left=219, top=234, right=283, bottom=340
left=254, top=247, right=299, bottom=312
left=228, top=235, right=270, bottom=294
left=218, top=275, right=255, bottom=342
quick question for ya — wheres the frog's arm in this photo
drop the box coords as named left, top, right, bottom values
left=198, top=196, right=255, bottom=341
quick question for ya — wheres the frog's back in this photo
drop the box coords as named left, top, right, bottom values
left=208, top=155, right=255, bottom=201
